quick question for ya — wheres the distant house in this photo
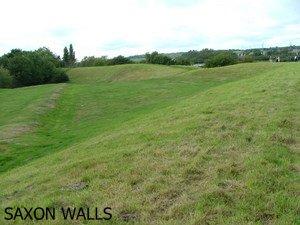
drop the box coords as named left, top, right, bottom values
left=193, top=63, right=205, bottom=67
left=291, top=49, right=300, bottom=55
left=269, top=56, right=281, bottom=62
left=276, top=56, right=280, bottom=62
left=234, top=51, right=245, bottom=57
left=261, top=50, right=268, bottom=56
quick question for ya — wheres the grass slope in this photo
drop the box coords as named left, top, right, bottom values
left=1, top=63, right=276, bottom=173
left=0, top=63, right=299, bottom=224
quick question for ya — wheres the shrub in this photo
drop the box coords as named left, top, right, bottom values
left=51, top=69, right=69, bottom=83
left=8, top=53, right=55, bottom=86
left=145, top=52, right=175, bottom=65
left=175, top=58, right=191, bottom=65
left=0, top=67, right=13, bottom=88
left=242, top=55, right=254, bottom=63
left=109, top=55, right=132, bottom=65
left=1, top=49, right=67, bottom=87
left=205, top=52, right=238, bottom=68
left=79, top=56, right=109, bottom=67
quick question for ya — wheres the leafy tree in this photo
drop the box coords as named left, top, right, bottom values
left=242, top=55, right=254, bottom=63
left=30, top=51, right=57, bottom=83
left=205, top=52, right=238, bottom=68
left=180, top=49, right=217, bottom=64
left=1, top=48, right=69, bottom=87
left=35, top=47, right=61, bottom=67
left=8, top=53, right=37, bottom=86
left=79, top=56, right=96, bottom=67
left=145, top=52, right=175, bottom=65
left=0, top=67, right=12, bottom=88
left=51, top=68, right=69, bottom=83
left=109, top=55, right=131, bottom=65
left=94, top=56, right=109, bottom=66
left=62, top=44, right=76, bottom=67
left=0, top=49, right=23, bottom=69
left=79, top=55, right=131, bottom=67
left=145, top=51, right=159, bottom=63
left=79, top=56, right=109, bottom=67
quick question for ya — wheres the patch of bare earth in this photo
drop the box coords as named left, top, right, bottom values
left=0, top=84, right=66, bottom=142
left=0, top=122, right=37, bottom=141
left=35, top=83, right=67, bottom=113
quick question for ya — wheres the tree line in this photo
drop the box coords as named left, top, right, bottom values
left=78, top=51, right=190, bottom=67
left=2, top=43, right=299, bottom=88
left=79, top=55, right=131, bottom=67
left=0, top=46, right=251, bottom=89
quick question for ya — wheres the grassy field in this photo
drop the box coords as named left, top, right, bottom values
left=0, top=63, right=299, bottom=224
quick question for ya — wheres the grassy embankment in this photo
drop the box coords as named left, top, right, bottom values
left=0, top=63, right=299, bottom=224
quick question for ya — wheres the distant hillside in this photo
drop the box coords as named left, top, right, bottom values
left=128, top=45, right=300, bottom=63
left=128, top=52, right=185, bottom=62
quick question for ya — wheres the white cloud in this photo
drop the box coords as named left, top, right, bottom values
left=0, top=0, right=299, bottom=59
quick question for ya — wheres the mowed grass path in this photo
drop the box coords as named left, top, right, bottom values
left=0, top=63, right=299, bottom=224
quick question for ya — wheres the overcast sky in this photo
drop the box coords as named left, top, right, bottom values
left=0, top=0, right=299, bottom=59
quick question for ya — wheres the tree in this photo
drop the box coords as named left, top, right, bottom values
left=145, top=52, right=175, bottom=65
left=94, top=56, right=108, bottom=66
left=8, top=53, right=37, bottom=86
left=242, top=55, right=254, bottom=63
left=79, top=56, right=109, bottom=67
left=62, top=44, right=76, bottom=67
left=69, top=44, right=76, bottom=67
left=109, top=55, right=131, bottom=65
left=0, top=49, right=23, bottom=69
left=2, top=48, right=69, bottom=87
left=180, top=49, right=217, bottom=64
left=205, top=52, right=238, bottom=68
left=0, top=67, right=12, bottom=88
left=145, top=51, right=159, bottom=63
left=8, top=51, right=56, bottom=86
left=51, top=68, right=69, bottom=83
left=63, top=47, right=70, bottom=67
left=35, top=47, right=61, bottom=67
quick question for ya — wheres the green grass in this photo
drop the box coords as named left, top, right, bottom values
left=0, top=63, right=299, bottom=224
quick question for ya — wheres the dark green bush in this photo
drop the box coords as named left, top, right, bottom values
left=145, top=52, right=175, bottom=65
left=205, top=52, right=238, bottom=68
left=51, top=69, right=69, bottom=83
left=0, top=49, right=68, bottom=87
left=0, top=67, right=13, bottom=88
left=79, top=56, right=109, bottom=67
left=242, top=55, right=254, bottom=63
left=109, top=55, right=132, bottom=65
